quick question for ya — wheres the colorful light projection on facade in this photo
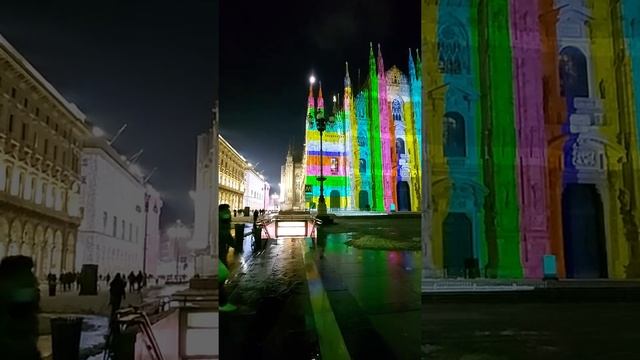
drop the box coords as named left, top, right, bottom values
left=304, top=44, right=423, bottom=213
left=422, top=0, right=640, bottom=280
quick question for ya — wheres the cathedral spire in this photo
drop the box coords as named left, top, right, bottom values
left=317, top=81, right=325, bottom=119
left=344, top=61, right=351, bottom=88
left=409, top=48, right=416, bottom=81
left=377, top=43, right=385, bottom=75
left=306, top=77, right=316, bottom=125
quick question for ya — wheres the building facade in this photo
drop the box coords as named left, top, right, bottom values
left=0, top=34, right=90, bottom=277
left=422, top=0, right=640, bottom=279
left=280, top=145, right=305, bottom=211
left=244, top=167, right=269, bottom=211
left=76, top=139, right=154, bottom=275
left=218, top=135, right=246, bottom=211
left=304, top=45, right=423, bottom=212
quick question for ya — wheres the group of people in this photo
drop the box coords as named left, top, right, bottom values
left=45, top=271, right=82, bottom=295
left=232, top=208, right=268, bottom=217
left=101, top=270, right=147, bottom=293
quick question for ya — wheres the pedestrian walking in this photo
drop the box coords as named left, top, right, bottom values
left=135, top=271, right=143, bottom=292
left=105, top=273, right=111, bottom=286
left=253, top=209, right=259, bottom=224
left=47, top=272, right=57, bottom=296
left=127, top=272, right=135, bottom=293
left=76, top=271, right=81, bottom=291
left=109, top=274, right=126, bottom=319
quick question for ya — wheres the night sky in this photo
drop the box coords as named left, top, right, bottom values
left=220, top=0, right=420, bottom=192
left=0, top=0, right=218, bottom=226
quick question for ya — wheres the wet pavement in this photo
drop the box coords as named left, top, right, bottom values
left=422, top=302, right=640, bottom=360
left=221, top=217, right=421, bottom=359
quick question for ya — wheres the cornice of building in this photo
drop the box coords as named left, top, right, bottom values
left=218, top=134, right=247, bottom=164
left=0, top=34, right=89, bottom=131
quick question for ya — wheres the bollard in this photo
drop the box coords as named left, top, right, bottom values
left=50, top=317, right=83, bottom=360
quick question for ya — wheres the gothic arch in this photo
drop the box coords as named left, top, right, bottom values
left=559, top=46, right=590, bottom=98
left=437, top=17, right=470, bottom=75
left=8, top=219, right=22, bottom=256
left=21, top=222, right=34, bottom=256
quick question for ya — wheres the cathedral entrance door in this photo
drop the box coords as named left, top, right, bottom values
left=562, top=184, right=608, bottom=278
left=329, top=190, right=341, bottom=210
left=443, top=213, right=473, bottom=278
left=358, top=190, right=370, bottom=211
left=397, top=181, right=411, bottom=211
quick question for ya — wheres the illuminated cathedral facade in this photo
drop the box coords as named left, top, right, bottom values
left=422, top=0, right=640, bottom=279
left=303, top=44, right=423, bottom=213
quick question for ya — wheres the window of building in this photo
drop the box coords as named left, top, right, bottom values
left=21, top=123, right=27, bottom=141
left=23, top=98, right=28, bottom=108
left=44, top=139, right=49, bottom=155
left=437, top=23, right=470, bottom=75
left=113, top=216, right=117, bottom=237
left=8, top=114, right=14, bottom=134
left=11, top=87, right=16, bottom=98
left=53, top=146, right=58, bottom=161
left=35, top=107, right=40, bottom=117
left=121, top=220, right=125, bottom=239
left=103, top=212, right=108, bottom=232
left=54, top=123, right=59, bottom=132
left=33, top=132, right=38, bottom=148
left=129, top=223, right=132, bottom=241
left=45, top=116, right=50, bottom=125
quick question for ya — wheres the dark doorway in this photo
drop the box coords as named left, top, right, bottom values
left=329, top=190, right=341, bottom=210
left=443, top=213, right=473, bottom=278
left=397, top=181, right=411, bottom=211
left=562, top=184, right=608, bottom=278
left=358, top=190, right=370, bottom=211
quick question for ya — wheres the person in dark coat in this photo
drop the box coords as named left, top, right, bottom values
left=109, top=274, right=126, bottom=319
left=0, top=256, right=42, bottom=360
left=127, top=272, right=135, bottom=293
left=135, top=271, right=144, bottom=292
left=47, top=272, right=57, bottom=296
left=253, top=209, right=259, bottom=224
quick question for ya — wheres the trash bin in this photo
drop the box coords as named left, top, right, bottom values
left=234, top=223, right=245, bottom=252
left=50, top=317, right=83, bottom=360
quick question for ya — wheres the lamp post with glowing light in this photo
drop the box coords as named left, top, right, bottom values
left=167, top=220, right=191, bottom=280
left=307, top=75, right=335, bottom=216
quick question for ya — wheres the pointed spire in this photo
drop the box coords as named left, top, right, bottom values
left=408, top=48, right=416, bottom=81
left=344, top=61, right=351, bottom=88
left=376, top=43, right=385, bottom=75
left=317, top=81, right=325, bottom=118
left=306, top=75, right=316, bottom=124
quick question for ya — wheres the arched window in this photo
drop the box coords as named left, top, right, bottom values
left=359, top=159, right=367, bottom=174
left=396, top=138, right=406, bottom=157
left=559, top=46, right=589, bottom=98
left=443, top=112, right=466, bottom=157
left=392, top=99, right=403, bottom=123
left=438, top=22, right=470, bottom=75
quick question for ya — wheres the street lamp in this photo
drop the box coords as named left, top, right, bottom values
left=307, top=76, right=335, bottom=216
left=167, top=220, right=191, bottom=281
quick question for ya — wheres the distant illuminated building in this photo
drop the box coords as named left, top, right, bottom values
left=304, top=44, right=422, bottom=212
left=280, top=144, right=305, bottom=211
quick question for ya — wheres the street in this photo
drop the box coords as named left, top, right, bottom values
left=221, top=217, right=421, bottom=359
left=422, top=302, right=640, bottom=359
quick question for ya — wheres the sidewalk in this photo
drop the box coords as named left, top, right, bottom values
left=221, top=236, right=320, bottom=358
